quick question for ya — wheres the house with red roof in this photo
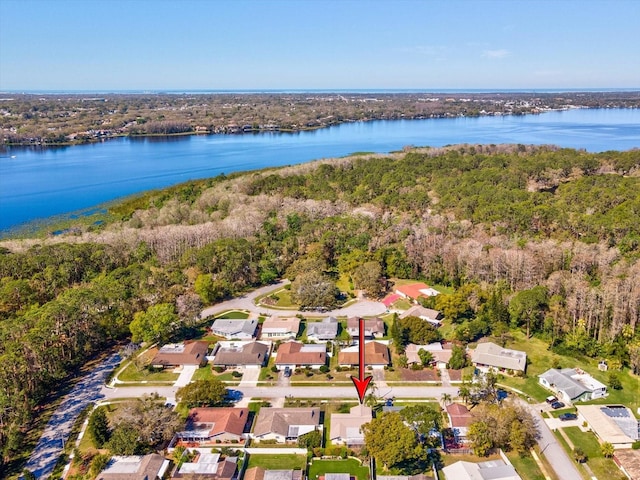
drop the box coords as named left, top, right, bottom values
left=445, top=403, right=473, bottom=444
left=174, top=407, right=250, bottom=446
left=395, top=283, right=440, bottom=302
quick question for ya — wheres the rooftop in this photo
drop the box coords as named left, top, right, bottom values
left=471, top=341, right=527, bottom=371
left=210, top=319, right=258, bottom=337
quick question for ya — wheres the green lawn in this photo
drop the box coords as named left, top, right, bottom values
left=309, top=459, right=370, bottom=480
left=505, top=451, right=546, bottom=480
left=117, top=362, right=178, bottom=383
left=192, top=366, right=241, bottom=383
left=245, top=454, right=307, bottom=469
left=496, top=330, right=640, bottom=411
left=561, top=427, right=628, bottom=480
left=548, top=407, right=577, bottom=418
left=217, top=310, right=250, bottom=319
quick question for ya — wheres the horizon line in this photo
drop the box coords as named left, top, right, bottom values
left=2, top=87, right=640, bottom=95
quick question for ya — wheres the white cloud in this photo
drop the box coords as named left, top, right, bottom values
left=482, top=49, right=510, bottom=59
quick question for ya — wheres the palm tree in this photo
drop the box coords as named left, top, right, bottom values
left=440, top=393, right=452, bottom=408
left=458, top=385, right=471, bottom=405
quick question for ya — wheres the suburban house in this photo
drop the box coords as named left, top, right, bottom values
left=151, top=341, right=209, bottom=368
left=539, top=368, right=608, bottom=403
left=260, top=316, right=301, bottom=339
left=244, top=468, right=303, bottom=480
left=212, top=341, right=270, bottom=368
left=445, top=403, right=473, bottom=444
left=399, top=305, right=444, bottom=326
left=395, top=282, right=440, bottom=302
left=329, top=404, right=372, bottom=446
left=96, top=454, right=170, bottom=480
left=251, top=407, right=322, bottom=443
left=442, top=460, right=521, bottom=480
left=210, top=319, right=258, bottom=339
left=275, top=341, right=327, bottom=370
left=306, top=316, right=339, bottom=342
left=171, top=449, right=237, bottom=480
left=338, top=341, right=390, bottom=368
left=470, top=342, right=527, bottom=374
left=576, top=405, right=639, bottom=448
left=346, top=317, right=385, bottom=339
left=405, top=343, right=452, bottom=368
left=174, top=407, right=250, bottom=445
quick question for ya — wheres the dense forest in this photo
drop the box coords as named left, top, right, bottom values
left=1, top=144, right=639, bottom=471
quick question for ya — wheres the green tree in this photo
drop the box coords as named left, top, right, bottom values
left=398, top=316, right=441, bottom=345
left=509, top=420, right=529, bottom=454
left=297, top=429, right=322, bottom=449
left=401, top=404, right=441, bottom=436
left=88, top=454, right=111, bottom=479
left=106, top=424, right=141, bottom=455
left=601, top=441, right=615, bottom=458
left=448, top=345, right=468, bottom=370
left=468, top=420, right=493, bottom=456
left=129, top=303, right=178, bottom=344
left=509, top=286, right=548, bottom=338
left=351, top=261, right=385, bottom=297
left=418, top=349, right=434, bottom=366
left=391, top=314, right=408, bottom=354
left=109, top=394, right=182, bottom=449
left=290, top=271, right=338, bottom=308
left=362, top=412, right=426, bottom=470
left=87, top=407, right=110, bottom=448
left=176, top=378, right=227, bottom=408
left=608, top=372, right=623, bottom=390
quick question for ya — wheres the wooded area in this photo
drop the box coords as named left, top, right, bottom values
left=1, top=91, right=639, bottom=145
left=0, top=144, right=639, bottom=471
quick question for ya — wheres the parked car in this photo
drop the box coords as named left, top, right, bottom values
left=559, top=412, right=578, bottom=421
left=546, top=395, right=558, bottom=404
left=497, top=389, right=508, bottom=401
left=284, top=366, right=291, bottom=377
left=551, top=401, right=565, bottom=409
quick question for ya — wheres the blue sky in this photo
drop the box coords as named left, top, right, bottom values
left=1, top=0, right=638, bottom=91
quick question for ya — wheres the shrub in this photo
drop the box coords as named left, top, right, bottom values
left=270, top=365, right=278, bottom=373
left=608, top=372, right=623, bottom=390
left=319, top=365, right=330, bottom=373
left=231, top=371, right=243, bottom=378
left=574, top=447, right=587, bottom=463
left=632, top=441, right=640, bottom=449
left=213, top=366, right=225, bottom=373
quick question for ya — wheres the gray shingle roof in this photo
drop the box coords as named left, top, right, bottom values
left=211, top=319, right=258, bottom=338
left=471, top=342, right=526, bottom=371
left=307, top=317, right=339, bottom=340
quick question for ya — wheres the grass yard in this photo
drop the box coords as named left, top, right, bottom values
left=309, top=458, right=370, bottom=480
left=216, top=310, right=250, bottom=319
left=561, top=427, right=628, bottom=480
left=245, top=454, right=307, bottom=470
left=505, top=451, right=547, bottom=480
left=117, top=362, right=178, bottom=383
left=496, top=330, right=640, bottom=411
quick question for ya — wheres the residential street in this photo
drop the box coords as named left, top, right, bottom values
left=523, top=401, right=583, bottom=480
left=199, top=280, right=388, bottom=319
left=23, top=353, right=121, bottom=479
left=100, top=384, right=460, bottom=402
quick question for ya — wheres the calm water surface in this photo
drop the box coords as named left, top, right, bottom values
left=1, top=108, right=639, bottom=231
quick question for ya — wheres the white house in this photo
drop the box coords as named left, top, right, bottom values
left=539, top=368, right=608, bottom=403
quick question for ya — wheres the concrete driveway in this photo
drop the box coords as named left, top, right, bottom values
left=174, top=365, right=197, bottom=387
left=239, top=367, right=261, bottom=387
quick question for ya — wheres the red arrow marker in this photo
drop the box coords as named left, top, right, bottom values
left=350, top=317, right=373, bottom=404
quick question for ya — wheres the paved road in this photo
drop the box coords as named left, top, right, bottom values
left=523, top=402, right=583, bottom=480
left=199, top=280, right=387, bottom=319
left=100, top=384, right=459, bottom=402
left=24, top=353, right=121, bottom=479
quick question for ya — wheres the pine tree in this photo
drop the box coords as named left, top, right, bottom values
left=87, top=407, right=110, bottom=448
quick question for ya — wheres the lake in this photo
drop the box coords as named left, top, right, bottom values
left=1, top=108, right=639, bottom=232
